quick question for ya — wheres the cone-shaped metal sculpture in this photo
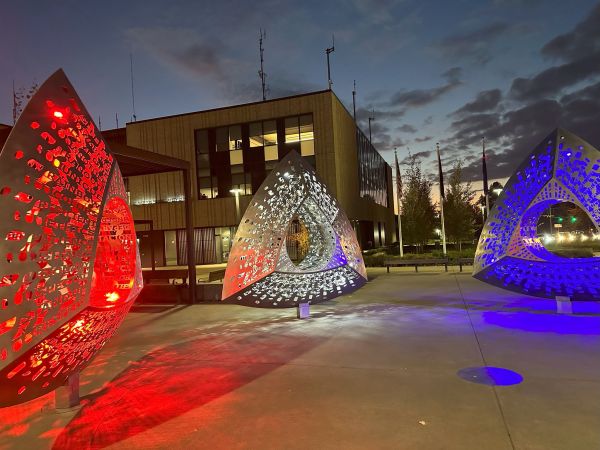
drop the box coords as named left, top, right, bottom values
left=0, top=70, right=142, bottom=406
left=222, top=151, right=367, bottom=307
left=473, top=128, right=600, bottom=300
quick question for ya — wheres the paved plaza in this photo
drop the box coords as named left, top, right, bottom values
left=1, top=268, right=599, bottom=450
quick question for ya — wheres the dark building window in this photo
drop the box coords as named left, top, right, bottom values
left=194, top=114, right=314, bottom=200
left=356, top=128, right=389, bottom=208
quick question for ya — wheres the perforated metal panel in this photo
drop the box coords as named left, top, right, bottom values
left=222, top=151, right=367, bottom=307
left=0, top=69, right=142, bottom=406
left=473, top=128, right=600, bottom=300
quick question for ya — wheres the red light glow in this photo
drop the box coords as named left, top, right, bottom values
left=53, top=111, right=63, bottom=119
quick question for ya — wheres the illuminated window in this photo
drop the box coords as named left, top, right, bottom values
left=301, top=140, right=314, bottom=156
left=299, top=115, right=313, bottom=141
left=285, top=117, right=300, bottom=143
left=230, top=149, right=243, bottom=165
left=229, top=125, right=242, bottom=150
left=249, top=122, right=263, bottom=147
left=263, top=120, right=277, bottom=146
left=265, top=146, right=278, bottom=161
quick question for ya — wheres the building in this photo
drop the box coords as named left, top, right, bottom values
left=105, top=90, right=396, bottom=267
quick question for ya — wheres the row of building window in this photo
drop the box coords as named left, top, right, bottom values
left=195, top=114, right=315, bottom=200
left=357, top=128, right=389, bottom=208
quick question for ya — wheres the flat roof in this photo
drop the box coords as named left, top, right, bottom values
left=126, top=89, right=333, bottom=125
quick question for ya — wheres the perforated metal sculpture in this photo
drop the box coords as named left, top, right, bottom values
left=474, top=128, right=600, bottom=300
left=222, top=151, right=367, bottom=307
left=0, top=70, right=142, bottom=407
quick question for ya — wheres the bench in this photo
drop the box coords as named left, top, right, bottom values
left=142, top=269, right=189, bottom=285
left=456, top=258, right=474, bottom=272
left=384, top=258, right=449, bottom=273
left=207, top=268, right=226, bottom=282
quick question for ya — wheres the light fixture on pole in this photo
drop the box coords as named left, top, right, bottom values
left=368, top=110, right=375, bottom=143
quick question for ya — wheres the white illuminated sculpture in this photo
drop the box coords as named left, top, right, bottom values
left=222, top=151, right=367, bottom=307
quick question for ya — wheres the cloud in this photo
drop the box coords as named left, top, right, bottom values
left=509, top=4, right=600, bottom=101
left=397, top=124, right=417, bottom=133
left=509, top=51, right=600, bottom=101
left=126, top=26, right=320, bottom=104
left=388, top=67, right=462, bottom=108
left=400, top=150, right=431, bottom=165
left=433, top=22, right=515, bottom=64
left=448, top=81, right=600, bottom=181
left=451, top=89, right=502, bottom=116
left=541, top=4, right=600, bottom=61
left=414, top=135, right=433, bottom=143
left=443, top=5, right=600, bottom=182
left=127, top=27, right=226, bottom=80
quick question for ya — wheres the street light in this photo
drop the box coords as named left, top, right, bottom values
left=230, top=188, right=242, bottom=222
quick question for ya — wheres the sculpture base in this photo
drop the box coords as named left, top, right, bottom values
left=556, top=296, right=572, bottom=314
left=55, top=373, right=80, bottom=410
left=297, top=302, right=311, bottom=319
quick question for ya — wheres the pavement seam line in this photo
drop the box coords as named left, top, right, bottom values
left=453, top=274, right=517, bottom=450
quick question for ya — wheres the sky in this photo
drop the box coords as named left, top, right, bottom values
left=1, top=0, right=600, bottom=192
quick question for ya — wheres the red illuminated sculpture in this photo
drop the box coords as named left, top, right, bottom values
left=0, top=70, right=142, bottom=407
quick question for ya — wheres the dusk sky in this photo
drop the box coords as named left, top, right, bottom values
left=2, top=0, right=600, bottom=188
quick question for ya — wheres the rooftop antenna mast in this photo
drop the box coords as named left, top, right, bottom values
left=326, top=35, right=335, bottom=90
left=352, top=80, right=356, bottom=122
left=130, top=53, right=137, bottom=121
left=259, top=28, right=267, bottom=101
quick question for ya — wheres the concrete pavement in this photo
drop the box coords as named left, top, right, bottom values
left=1, top=268, right=598, bottom=449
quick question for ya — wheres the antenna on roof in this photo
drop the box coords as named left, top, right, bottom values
left=115, top=112, right=119, bottom=128
left=98, top=115, right=102, bottom=131
left=352, top=80, right=356, bottom=123
left=130, top=53, right=137, bottom=121
left=326, top=35, right=335, bottom=90
left=258, top=29, right=267, bottom=101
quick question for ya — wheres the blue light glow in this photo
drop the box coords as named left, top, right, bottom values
left=457, top=367, right=524, bottom=386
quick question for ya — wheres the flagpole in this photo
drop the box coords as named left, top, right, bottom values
left=436, top=143, right=447, bottom=256
left=394, top=149, right=404, bottom=257
left=482, top=136, right=490, bottom=218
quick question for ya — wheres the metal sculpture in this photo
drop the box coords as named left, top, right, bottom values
left=222, top=151, right=367, bottom=307
left=474, top=128, right=600, bottom=300
left=0, top=70, right=142, bottom=407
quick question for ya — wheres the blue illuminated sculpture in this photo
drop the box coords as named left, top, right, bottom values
left=474, top=128, right=600, bottom=300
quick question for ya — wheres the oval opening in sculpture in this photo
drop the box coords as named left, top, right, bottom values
left=285, top=215, right=310, bottom=265
left=536, top=201, right=599, bottom=258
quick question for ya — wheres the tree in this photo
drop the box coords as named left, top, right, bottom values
left=443, top=161, right=477, bottom=251
left=13, top=81, right=39, bottom=124
left=400, top=156, right=436, bottom=252
left=477, top=181, right=504, bottom=212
